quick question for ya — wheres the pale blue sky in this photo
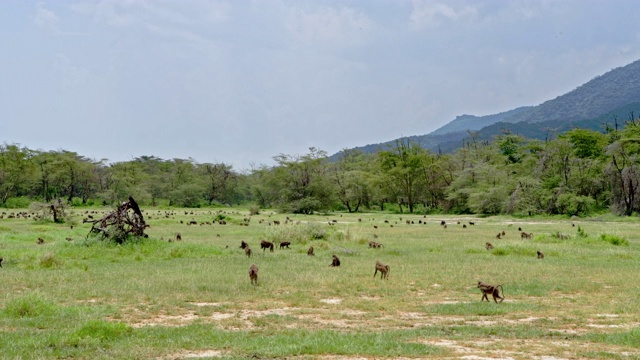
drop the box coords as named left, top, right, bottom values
left=2, top=0, right=640, bottom=169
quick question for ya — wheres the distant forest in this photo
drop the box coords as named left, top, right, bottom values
left=3, top=118, right=640, bottom=217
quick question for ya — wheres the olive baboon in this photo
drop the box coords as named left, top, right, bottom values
left=521, top=232, right=533, bottom=240
left=279, top=241, right=291, bottom=249
left=463, top=224, right=467, bottom=228
left=374, top=261, right=390, bottom=279
left=307, top=246, right=315, bottom=256
left=501, top=231, right=506, bottom=236
left=272, top=220, right=280, bottom=225
left=477, top=281, right=504, bottom=303
left=440, top=220, right=446, bottom=226
left=260, top=240, right=274, bottom=252
left=37, top=238, right=44, bottom=245
left=249, top=264, right=259, bottom=285
left=496, top=233, right=501, bottom=239
left=0, top=257, right=3, bottom=267
left=469, top=221, right=475, bottom=225
left=240, top=240, right=248, bottom=249
left=537, top=250, right=544, bottom=259
left=245, top=247, right=252, bottom=258
left=176, top=233, right=182, bottom=241
left=485, top=242, right=494, bottom=250
left=330, top=255, right=341, bottom=267
left=368, top=241, right=383, bottom=248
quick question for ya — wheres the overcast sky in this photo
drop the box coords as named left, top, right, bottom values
left=2, top=1, right=640, bottom=170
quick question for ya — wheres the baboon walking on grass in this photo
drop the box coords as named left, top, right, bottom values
left=249, top=264, right=259, bottom=285
left=477, top=281, right=504, bottom=303
left=374, top=261, right=390, bottom=279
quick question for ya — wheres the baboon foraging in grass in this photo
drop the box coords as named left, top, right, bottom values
left=240, top=240, right=248, bottom=249
left=501, top=231, right=506, bottom=236
left=245, top=247, right=252, bottom=258
left=330, top=255, right=341, bottom=267
left=537, top=250, right=544, bottom=259
left=307, top=246, right=315, bottom=256
left=37, top=238, right=44, bottom=245
left=477, top=281, right=504, bottom=303
left=521, top=232, right=533, bottom=240
left=463, top=224, right=467, bottom=228
left=374, top=261, right=390, bottom=279
left=260, top=240, right=274, bottom=252
left=249, top=264, right=258, bottom=285
left=0, top=257, right=3, bottom=267
left=469, top=221, right=475, bottom=225
left=496, top=233, right=501, bottom=239
left=441, top=220, right=446, bottom=226
left=368, top=241, right=383, bottom=248
left=279, top=241, right=291, bottom=249
left=485, top=242, right=494, bottom=250
left=176, top=233, right=182, bottom=241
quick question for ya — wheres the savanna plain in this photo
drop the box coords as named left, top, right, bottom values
left=1, top=207, right=639, bottom=360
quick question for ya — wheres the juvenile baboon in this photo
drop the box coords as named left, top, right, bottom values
left=249, top=264, right=259, bottom=285
left=37, top=237, right=44, bottom=245
left=477, top=281, right=504, bottom=303
left=374, top=261, right=390, bottom=279
left=485, top=242, right=494, bottom=250
left=537, top=250, right=544, bottom=259
left=176, top=233, right=182, bottom=241
left=307, top=246, right=315, bottom=256
left=260, top=240, right=274, bottom=252
left=245, top=247, right=252, bottom=258
left=279, top=241, right=291, bottom=249
left=330, top=254, right=341, bottom=267
left=240, top=240, right=248, bottom=249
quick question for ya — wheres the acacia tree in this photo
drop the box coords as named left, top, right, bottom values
left=329, top=149, right=371, bottom=212
left=377, top=139, right=426, bottom=213
left=201, top=163, right=237, bottom=205
left=271, top=147, right=335, bottom=214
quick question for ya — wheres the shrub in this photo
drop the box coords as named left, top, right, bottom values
left=4, top=293, right=57, bottom=318
left=599, top=234, right=629, bottom=246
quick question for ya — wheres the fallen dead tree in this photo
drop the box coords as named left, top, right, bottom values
left=86, top=196, right=148, bottom=243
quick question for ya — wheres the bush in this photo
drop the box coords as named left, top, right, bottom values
left=4, top=293, right=57, bottom=318
left=4, top=197, right=32, bottom=208
left=599, top=234, right=629, bottom=246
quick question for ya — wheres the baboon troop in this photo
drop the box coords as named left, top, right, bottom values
left=485, top=242, right=494, bottom=250
left=307, top=246, right=315, bottom=256
left=374, top=261, right=390, bottom=279
left=521, top=232, right=533, bottom=240
left=249, top=264, right=259, bottom=285
left=279, top=241, right=291, bottom=249
left=537, top=250, right=544, bottom=259
left=245, top=247, right=252, bottom=258
left=260, top=240, right=274, bottom=252
left=477, top=281, right=504, bottom=303
left=240, top=240, right=248, bottom=249
left=368, top=241, right=383, bottom=248
left=330, top=254, right=341, bottom=267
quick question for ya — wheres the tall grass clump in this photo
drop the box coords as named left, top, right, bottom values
left=4, top=293, right=58, bottom=318
left=599, top=233, right=629, bottom=246
left=264, top=223, right=326, bottom=244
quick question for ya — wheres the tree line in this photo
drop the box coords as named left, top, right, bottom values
left=3, top=119, right=640, bottom=216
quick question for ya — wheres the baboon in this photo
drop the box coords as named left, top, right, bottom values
left=485, top=242, right=494, bottom=250
left=369, top=241, right=383, bottom=248
left=373, top=225, right=378, bottom=229
left=469, top=221, right=475, bottom=225
left=279, top=241, right=291, bottom=249
left=249, top=264, right=259, bottom=285
left=272, top=220, right=281, bottom=225
left=260, top=240, right=274, bottom=252
left=240, top=240, right=249, bottom=249
left=176, top=233, right=182, bottom=241
left=307, top=246, right=315, bottom=256
left=0, top=257, right=3, bottom=267
left=330, top=254, right=341, bottom=267
left=440, top=220, right=446, bottom=226
left=374, top=261, right=390, bottom=279
left=537, top=250, right=544, bottom=259
left=37, top=237, right=44, bottom=245
left=496, top=233, right=501, bottom=239
left=245, top=247, right=252, bottom=258
left=518, top=227, right=522, bottom=231
left=477, top=281, right=504, bottom=303
left=521, top=232, right=533, bottom=240
left=463, top=224, right=467, bottom=228
left=65, top=237, right=73, bottom=241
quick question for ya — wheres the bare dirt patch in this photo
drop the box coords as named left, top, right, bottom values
left=160, top=349, right=225, bottom=359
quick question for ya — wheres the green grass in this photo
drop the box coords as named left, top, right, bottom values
left=0, top=209, right=640, bottom=358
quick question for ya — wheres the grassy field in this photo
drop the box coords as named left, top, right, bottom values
left=0, top=207, right=639, bottom=359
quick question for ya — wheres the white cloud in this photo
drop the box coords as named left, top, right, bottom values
left=409, top=0, right=478, bottom=29
left=285, top=5, right=374, bottom=46
left=32, top=2, right=60, bottom=32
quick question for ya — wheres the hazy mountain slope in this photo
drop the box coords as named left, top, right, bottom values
left=334, top=58, right=640, bottom=158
